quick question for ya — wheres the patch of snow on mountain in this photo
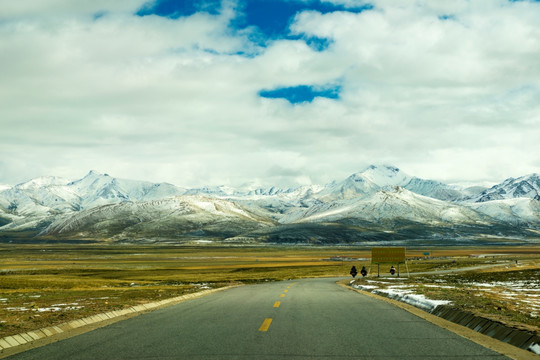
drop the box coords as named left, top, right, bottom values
left=294, top=187, right=485, bottom=225
left=184, top=185, right=238, bottom=197
left=316, top=174, right=378, bottom=201
left=16, top=176, right=70, bottom=189
left=66, top=170, right=185, bottom=208
left=473, top=173, right=540, bottom=202
left=467, top=198, right=540, bottom=224
left=403, top=178, right=465, bottom=202
left=0, top=184, right=12, bottom=192
left=359, top=165, right=411, bottom=187
left=43, top=195, right=270, bottom=237
left=3, top=166, right=540, bottom=238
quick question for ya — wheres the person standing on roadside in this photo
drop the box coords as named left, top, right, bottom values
left=350, top=266, right=358, bottom=278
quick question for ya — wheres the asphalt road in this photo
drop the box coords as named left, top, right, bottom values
left=6, top=278, right=508, bottom=359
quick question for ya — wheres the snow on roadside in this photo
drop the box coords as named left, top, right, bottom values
left=6, top=303, right=84, bottom=312
left=352, top=283, right=451, bottom=312
left=529, top=342, right=540, bottom=355
left=374, top=289, right=451, bottom=312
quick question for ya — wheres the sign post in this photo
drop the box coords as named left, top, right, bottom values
left=371, top=247, right=408, bottom=277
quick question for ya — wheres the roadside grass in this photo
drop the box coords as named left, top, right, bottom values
left=353, top=257, right=540, bottom=334
left=414, top=266, right=540, bottom=332
left=1, top=244, right=539, bottom=338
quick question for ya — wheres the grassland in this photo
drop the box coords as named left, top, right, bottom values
left=0, top=244, right=538, bottom=338
left=352, top=248, right=540, bottom=333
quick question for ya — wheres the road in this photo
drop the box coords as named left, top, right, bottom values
left=5, top=278, right=508, bottom=359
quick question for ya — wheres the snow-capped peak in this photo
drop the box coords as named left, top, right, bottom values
left=69, top=170, right=107, bottom=183
left=315, top=165, right=411, bottom=201
left=356, top=164, right=411, bottom=187
left=67, top=170, right=115, bottom=194
left=16, top=176, right=70, bottom=189
left=3, top=168, right=540, bottom=243
left=0, top=184, right=11, bottom=192
left=293, top=186, right=484, bottom=225
left=474, top=173, right=540, bottom=202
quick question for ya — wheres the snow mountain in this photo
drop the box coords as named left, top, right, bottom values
left=468, top=198, right=540, bottom=225
left=403, top=178, right=466, bottom=202
left=44, top=195, right=273, bottom=241
left=0, top=171, right=186, bottom=232
left=0, top=171, right=185, bottom=214
left=313, top=165, right=467, bottom=202
left=472, top=173, right=540, bottom=202
left=1, top=166, right=539, bottom=244
left=284, top=187, right=488, bottom=226
left=183, top=184, right=292, bottom=198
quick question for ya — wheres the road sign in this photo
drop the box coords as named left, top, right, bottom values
left=370, top=247, right=408, bottom=277
left=371, top=247, right=406, bottom=264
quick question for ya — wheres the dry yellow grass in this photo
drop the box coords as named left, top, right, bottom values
left=1, top=244, right=539, bottom=338
left=353, top=254, right=540, bottom=333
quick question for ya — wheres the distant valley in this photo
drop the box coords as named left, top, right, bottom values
left=1, top=165, right=539, bottom=245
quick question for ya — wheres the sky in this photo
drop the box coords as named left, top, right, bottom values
left=1, top=0, right=539, bottom=188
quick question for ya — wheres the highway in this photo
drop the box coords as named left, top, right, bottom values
left=5, top=278, right=508, bottom=359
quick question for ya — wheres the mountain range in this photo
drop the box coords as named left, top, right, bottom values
left=1, top=165, right=539, bottom=245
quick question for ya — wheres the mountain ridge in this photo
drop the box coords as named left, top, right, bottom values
left=1, top=165, right=539, bottom=245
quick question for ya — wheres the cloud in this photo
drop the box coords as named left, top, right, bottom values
left=0, top=0, right=539, bottom=187
left=0, top=1, right=146, bottom=19
left=229, top=0, right=373, bottom=40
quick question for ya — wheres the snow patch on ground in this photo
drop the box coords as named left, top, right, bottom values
left=375, top=289, right=451, bottom=312
left=6, top=303, right=84, bottom=312
left=529, top=342, right=540, bottom=355
left=352, top=283, right=452, bottom=312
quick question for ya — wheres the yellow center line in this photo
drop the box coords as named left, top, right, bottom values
left=258, top=318, right=273, bottom=332
left=283, top=289, right=288, bottom=293
left=280, top=294, right=285, bottom=297
left=273, top=301, right=281, bottom=308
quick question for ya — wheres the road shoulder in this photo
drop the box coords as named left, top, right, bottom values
left=0, top=286, right=236, bottom=359
left=338, top=280, right=538, bottom=360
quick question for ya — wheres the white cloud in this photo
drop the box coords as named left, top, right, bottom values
left=0, top=0, right=539, bottom=187
left=0, top=1, right=146, bottom=19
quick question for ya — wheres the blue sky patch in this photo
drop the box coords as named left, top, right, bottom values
left=136, top=0, right=222, bottom=18
left=232, top=0, right=373, bottom=40
left=93, top=11, right=107, bottom=20
left=137, top=0, right=372, bottom=49
left=286, top=35, right=333, bottom=52
left=259, top=84, right=341, bottom=104
left=438, top=14, right=456, bottom=21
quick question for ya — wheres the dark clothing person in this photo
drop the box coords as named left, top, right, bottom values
left=390, top=265, right=396, bottom=275
left=350, top=266, right=358, bottom=278
left=360, top=266, right=367, bottom=277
